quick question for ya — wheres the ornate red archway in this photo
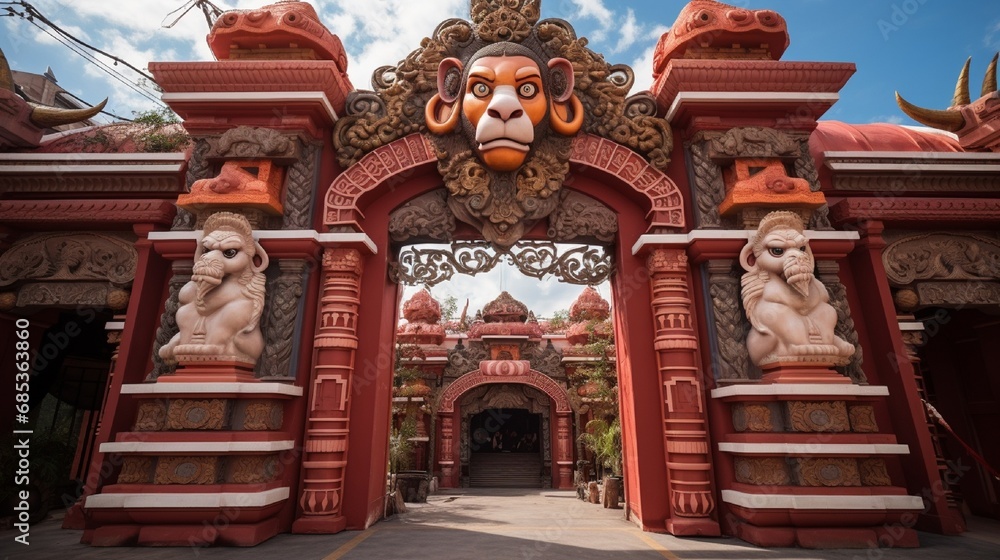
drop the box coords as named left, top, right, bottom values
left=434, top=360, right=574, bottom=489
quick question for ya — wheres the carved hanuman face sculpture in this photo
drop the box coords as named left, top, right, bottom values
left=424, top=42, right=584, bottom=247
left=739, top=211, right=854, bottom=367
left=160, top=212, right=269, bottom=365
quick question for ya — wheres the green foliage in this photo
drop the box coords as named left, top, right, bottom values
left=547, top=309, right=570, bottom=331
left=388, top=416, right=418, bottom=474
left=131, top=107, right=180, bottom=126
left=131, top=108, right=189, bottom=153
left=578, top=417, right=622, bottom=477
left=439, top=295, right=458, bottom=321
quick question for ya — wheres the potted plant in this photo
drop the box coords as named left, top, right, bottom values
left=577, top=417, right=623, bottom=509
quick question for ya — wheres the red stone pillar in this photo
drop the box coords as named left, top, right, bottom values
left=648, top=248, right=721, bottom=536
left=555, top=412, right=574, bottom=489
left=438, top=412, right=458, bottom=487
left=293, top=248, right=363, bottom=534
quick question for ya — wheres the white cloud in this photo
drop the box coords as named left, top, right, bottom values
left=630, top=25, right=669, bottom=93
left=869, top=115, right=905, bottom=125
left=610, top=9, right=638, bottom=54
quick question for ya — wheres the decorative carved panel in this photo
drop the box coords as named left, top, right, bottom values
left=817, top=261, right=867, bottom=384
left=520, top=340, right=563, bottom=378
left=117, top=457, right=154, bottom=484
left=732, top=403, right=773, bottom=432
left=133, top=401, right=167, bottom=431
left=16, top=282, right=110, bottom=307
left=391, top=241, right=612, bottom=287
left=848, top=405, right=879, bottom=433
left=734, top=457, right=790, bottom=485
left=388, top=189, right=456, bottom=243
left=547, top=190, right=617, bottom=243
left=243, top=400, right=284, bottom=431
left=916, top=281, right=1000, bottom=306
left=283, top=141, right=319, bottom=230
left=860, top=458, right=892, bottom=486
left=883, top=233, right=1000, bottom=286
left=230, top=455, right=280, bottom=484
left=257, top=259, right=307, bottom=378
left=206, top=126, right=302, bottom=163
left=787, top=401, right=850, bottom=433
left=166, top=399, right=228, bottom=430
left=795, top=458, right=861, bottom=487
left=154, top=456, right=219, bottom=485
left=0, top=232, right=137, bottom=287
left=706, top=260, right=752, bottom=380
left=148, top=260, right=191, bottom=380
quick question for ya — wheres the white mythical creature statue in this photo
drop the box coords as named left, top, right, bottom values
left=160, top=212, right=269, bottom=365
left=739, top=211, right=855, bottom=367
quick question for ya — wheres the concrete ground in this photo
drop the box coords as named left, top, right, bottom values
left=2, top=489, right=998, bottom=560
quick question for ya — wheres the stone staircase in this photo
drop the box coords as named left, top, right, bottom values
left=469, top=453, right=542, bottom=488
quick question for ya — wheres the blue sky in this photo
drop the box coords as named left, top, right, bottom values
left=4, top=0, right=999, bottom=125
left=3, top=0, right=998, bottom=318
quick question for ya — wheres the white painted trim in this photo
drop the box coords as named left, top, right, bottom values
left=822, top=151, right=1000, bottom=161
left=0, top=153, right=187, bottom=162
left=480, top=335, right=531, bottom=340
left=666, top=92, right=839, bottom=122
left=721, top=489, right=924, bottom=511
left=161, top=92, right=338, bottom=122
left=718, top=442, right=910, bottom=455
left=100, top=440, right=295, bottom=454
left=120, top=382, right=303, bottom=397
left=147, top=229, right=378, bottom=254
left=0, top=164, right=183, bottom=174
left=632, top=229, right=860, bottom=255
left=827, top=162, right=1000, bottom=173
left=85, top=487, right=289, bottom=509
left=898, top=321, right=926, bottom=332
left=105, top=321, right=125, bottom=331
left=711, top=383, right=889, bottom=399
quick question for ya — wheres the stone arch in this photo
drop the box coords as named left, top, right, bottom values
left=438, top=361, right=571, bottom=414
left=323, top=133, right=685, bottom=231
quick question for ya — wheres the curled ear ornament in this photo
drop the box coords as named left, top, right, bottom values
left=253, top=240, right=269, bottom=273
left=547, top=57, right=583, bottom=136
left=739, top=242, right=756, bottom=272
left=425, top=57, right=463, bottom=134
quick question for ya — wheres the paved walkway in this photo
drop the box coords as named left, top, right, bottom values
left=2, top=489, right=999, bottom=559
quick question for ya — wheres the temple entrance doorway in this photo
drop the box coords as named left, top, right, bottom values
left=468, top=408, right=543, bottom=488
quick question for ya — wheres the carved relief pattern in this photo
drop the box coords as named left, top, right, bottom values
left=0, top=233, right=137, bottom=287
left=795, top=458, right=861, bottom=487
left=707, top=260, right=751, bottom=380
left=787, top=401, right=850, bottom=432
left=231, top=455, right=280, bottom=484
left=175, top=138, right=211, bottom=231
left=438, top=367, right=572, bottom=414
left=243, top=401, right=283, bottom=431
left=916, top=281, right=1000, bottom=305
left=445, top=340, right=490, bottom=378
left=148, top=260, right=192, bottom=380
left=732, top=404, right=773, bottom=432
left=688, top=141, right=726, bottom=228
left=391, top=241, right=612, bottom=287
left=283, top=141, right=318, bottom=230
left=16, top=282, right=109, bottom=307
left=520, top=340, right=563, bottom=378
left=297, top=248, right=363, bottom=521
left=257, top=259, right=307, bottom=378
left=0, top=200, right=176, bottom=227
left=860, top=458, right=892, bottom=486
left=117, top=457, right=153, bottom=484
left=547, top=189, right=618, bottom=243
left=734, top=457, right=790, bottom=485
left=818, top=265, right=867, bottom=384
left=848, top=405, right=879, bottom=433
left=166, top=399, right=228, bottom=430
left=206, top=126, right=301, bottom=161
left=647, top=249, right=716, bottom=520
left=388, top=189, right=456, bottom=243
left=883, top=233, right=1000, bottom=286
left=795, top=141, right=833, bottom=230
left=133, top=401, right=167, bottom=431
left=154, top=456, right=218, bottom=485
left=706, top=127, right=799, bottom=159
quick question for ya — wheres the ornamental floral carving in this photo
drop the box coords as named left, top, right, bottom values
left=734, top=457, right=789, bottom=485
left=883, top=233, right=1000, bottom=286
left=732, top=403, right=773, bottom=432
left=166, top=399, right=228, bottom=430
left=787, top=401, right=849, bottom=433
left=795, top=458, right=861, bottom=487
left=242, top=400, right=283, bottom=431
left=117, top=457, right=153, bottom=484
left=848, top=405, right=879, bottom=433
left=133, top=401, right=167, bottom=431
left=154, top=456, right=219, bottom=485
left=860, top=458, right=892, bottom=486
left=388, top=189, right=456, bottom=243
left=0, top=232, right=137, bottom=287
left=333, top=0, right=672, bottom=247
left=231, top=455, right=280, bottom=484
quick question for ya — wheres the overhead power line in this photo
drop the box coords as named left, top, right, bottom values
left=162, top=0, right=226, bottom=30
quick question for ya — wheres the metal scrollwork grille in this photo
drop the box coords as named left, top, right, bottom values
left=390, top=241, right=613, bottom=287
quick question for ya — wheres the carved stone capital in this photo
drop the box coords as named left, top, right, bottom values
left=322, top=248, right=363, bottom=275
left=647, top=248, right=688, bottom=274
left=206, top=126, right=302, bottom=163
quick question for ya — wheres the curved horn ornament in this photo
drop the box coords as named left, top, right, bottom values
left=952, top=57, right=972, bottom=108
left=28, top=98, right=107, bottom=128
left=895, top=92, right=966, bottom=132
left=983, top=53, right=998, bottom=97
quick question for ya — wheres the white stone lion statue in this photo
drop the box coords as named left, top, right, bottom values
left=160, top=212, right=268, bottom=365
left=739, top=211, right=854, bottom=367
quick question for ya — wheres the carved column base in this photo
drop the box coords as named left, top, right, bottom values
left=760, top=362, right=852, bottom=385
left=556, top=461, right=574, bottom=490
left=292, top=515, right=347, bottom=534
left=667, top=516, right=723, bottom=537
left=159, top=360, right=258, bottom=383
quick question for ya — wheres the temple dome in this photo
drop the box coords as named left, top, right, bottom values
left=569, top=286, right=610, bottom=322
left=482, top=291, right=529, bottom=323
left=402, top=289, right=441, bottom=324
